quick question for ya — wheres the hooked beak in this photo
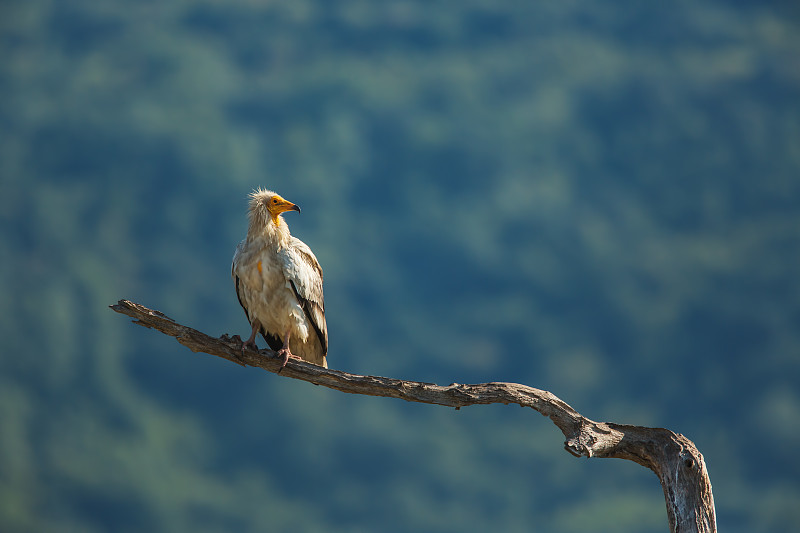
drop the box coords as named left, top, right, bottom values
left=274, top=198, right=301, bottom=215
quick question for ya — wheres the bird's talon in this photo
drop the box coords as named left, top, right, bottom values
left=276, top=348, right=300, bottom=369
left=241, top=339, right=258, bottom=354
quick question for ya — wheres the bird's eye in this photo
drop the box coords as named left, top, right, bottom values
left=271, top=198, right=278, bottom=204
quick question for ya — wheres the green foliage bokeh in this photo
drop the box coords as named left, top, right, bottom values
left=1, top=1, right=799, bottom=532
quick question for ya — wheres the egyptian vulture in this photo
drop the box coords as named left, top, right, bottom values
left=232, top=189, right=328, bottom=368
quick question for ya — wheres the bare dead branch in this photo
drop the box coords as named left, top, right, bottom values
left=110, top=299, right=716, bottom=533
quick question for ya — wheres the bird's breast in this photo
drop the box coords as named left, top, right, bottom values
left=235, top=246, right=309, bottom=337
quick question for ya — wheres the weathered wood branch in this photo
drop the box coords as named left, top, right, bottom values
left=110, top=299, right=716, bottom=533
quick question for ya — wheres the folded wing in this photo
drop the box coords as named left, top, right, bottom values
left=280, top=237, right=328, bottom=356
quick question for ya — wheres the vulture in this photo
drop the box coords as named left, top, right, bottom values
left=232, top=189, right=328, bottom=368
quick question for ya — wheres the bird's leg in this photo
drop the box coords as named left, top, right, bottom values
left=276, top=328, right=302, bottom=369
left=242, top=320, right=261, bottom=353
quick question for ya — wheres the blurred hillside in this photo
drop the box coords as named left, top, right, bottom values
left=1, top=1, right=799, bottom=532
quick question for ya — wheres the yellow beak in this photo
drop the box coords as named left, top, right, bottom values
left=271, top=197, right=301, bottom=216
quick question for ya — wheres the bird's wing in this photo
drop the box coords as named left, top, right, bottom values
left=280, top=237, right=328, bottom=355
left=231, top=240, right=251, bottom=322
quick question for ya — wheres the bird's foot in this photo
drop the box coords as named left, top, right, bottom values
left=241, top=337, right=258, bottom=354
left=276, top=348, right=302, bottom=370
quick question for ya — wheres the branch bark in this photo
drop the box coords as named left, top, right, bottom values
left=110, top=299, right=717, bottom=533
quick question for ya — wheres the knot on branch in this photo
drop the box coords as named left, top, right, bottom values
left=564, top=418, right=599, bottom=457
left=564, top=419, right=625, bottom=458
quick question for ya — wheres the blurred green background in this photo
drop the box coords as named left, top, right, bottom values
left=2, top=1, right=799, bottom=531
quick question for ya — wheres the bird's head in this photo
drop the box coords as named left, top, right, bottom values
left=248, top=188, right=301, bottom=229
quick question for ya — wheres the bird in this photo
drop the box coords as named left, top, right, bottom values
left=231, top=189, right=328, bottom=369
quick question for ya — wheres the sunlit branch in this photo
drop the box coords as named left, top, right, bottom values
left=111, top=299, right=716, bottom=533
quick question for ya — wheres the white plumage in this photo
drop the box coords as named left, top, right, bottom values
left=232, top=189, right=328, bottom=368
